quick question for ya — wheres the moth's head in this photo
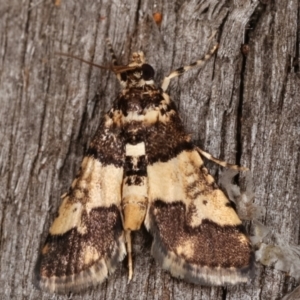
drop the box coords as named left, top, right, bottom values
left=118, top=51, right=155, bottom=89
left=55, top=49, right=156, bottom=90
left=128, top=51, right=145, bottom=66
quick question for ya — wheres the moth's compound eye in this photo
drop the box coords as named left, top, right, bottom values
left=142, top=64, right=155, bottom=80
left=121, top=72, right=127, bottom=82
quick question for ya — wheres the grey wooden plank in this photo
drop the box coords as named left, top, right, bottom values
left=0, top=0, right=299, bottom=299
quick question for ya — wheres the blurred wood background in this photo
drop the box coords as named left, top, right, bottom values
left=0, top=0, right=299, bottom=299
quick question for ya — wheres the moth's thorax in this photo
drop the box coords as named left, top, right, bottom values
left=119, top=87, right=164, bottom=116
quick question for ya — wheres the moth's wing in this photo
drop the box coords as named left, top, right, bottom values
left=145, top=148, right=254, bottom=285
left=35, top=114, right=126, bottom=294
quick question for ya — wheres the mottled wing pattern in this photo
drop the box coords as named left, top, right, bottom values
left=36, top=41, right=254, bottom=292
left=144, top=93, right=254, bottom=285
left=35, top=111, right=126, bottom=294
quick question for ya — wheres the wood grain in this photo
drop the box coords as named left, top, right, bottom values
left=0, top=0, right=299, bottom=299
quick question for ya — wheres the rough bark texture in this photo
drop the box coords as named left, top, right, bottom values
left=0, top=0, right=299, bottom=299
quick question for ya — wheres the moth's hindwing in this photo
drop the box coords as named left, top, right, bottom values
left=145, top=146, right=254, bottom=285
left=35, top=115, right=126, bottom=294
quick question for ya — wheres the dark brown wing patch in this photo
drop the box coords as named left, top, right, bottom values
left=148, top=200, right=254, bottom=285
left=35, top=206, right=125, bottom=294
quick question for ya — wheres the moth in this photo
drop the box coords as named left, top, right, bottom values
left=35, top=39, right=254, bottom=294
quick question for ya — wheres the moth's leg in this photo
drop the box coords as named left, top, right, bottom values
left=106, top=38, right=118, bottom=66
left=161, top=43, right=219, bottom=92
left=196, top=147, right=248, bottom=171
left=125, top=230, right=133, bottom=282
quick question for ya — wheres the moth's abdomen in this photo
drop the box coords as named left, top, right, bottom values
left=122, top=142, right=148, bottom=231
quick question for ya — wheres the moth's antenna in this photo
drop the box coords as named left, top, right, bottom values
left=105, top=38, right=128, bottom=83
left=55, top=52, right=113, bottom=71
left=55, top=49, right=137, bottom=75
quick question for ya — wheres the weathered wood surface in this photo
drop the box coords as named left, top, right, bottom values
left=0, top=0, right=299, bottom=299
